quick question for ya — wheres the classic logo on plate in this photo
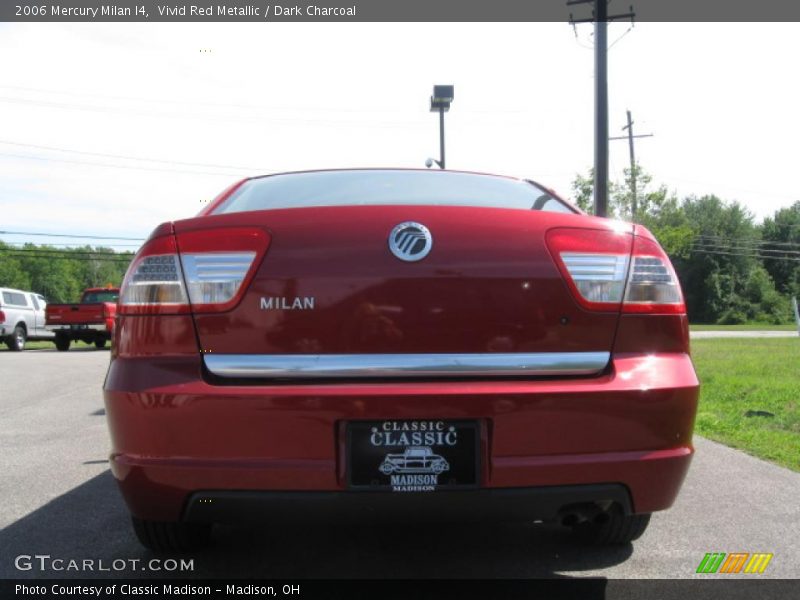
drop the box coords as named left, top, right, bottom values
left=370, top=421, right=456, bottom=492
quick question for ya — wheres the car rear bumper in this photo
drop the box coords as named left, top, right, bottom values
left=104, top=351, right=698, bottom=522
left=183, top=484, right=633, bottom=524
left=46, top=324, right=107, bottom=331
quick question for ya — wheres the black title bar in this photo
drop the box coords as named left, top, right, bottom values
left=3, top=0, right=800, bottom=22
left=3, top=579, right=800, bottom=600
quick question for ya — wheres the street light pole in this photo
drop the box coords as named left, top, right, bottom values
left=439, top=105, right=446, bottom=170
left=429, top=85, right=454, bottom=170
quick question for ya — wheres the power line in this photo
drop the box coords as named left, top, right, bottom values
left=693, top=241, right=800, bottom=256
left=3, top=241, right=141, bottom=248
left=0, top=95, right=430, bottom=129
left=695, top=235, right=800, bottom=249
left=0, top=251, right=132, bottom=263
left=608, top=24, right=634, bottom=49
left=0, top=151, right=250, bottom=177
left=0, top=140, right=262, bottom=172
left=689, top=247, right=800, bottom=262
left=0, top=247, right=133, bottom=257
left=0, top=230, right=144, bottom=241
left=0, top=84, right=526, bottom=115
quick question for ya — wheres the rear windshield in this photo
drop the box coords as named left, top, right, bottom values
left=213, top=170, right=575, bottom=214
left=82, top=291, right=119, bottom=303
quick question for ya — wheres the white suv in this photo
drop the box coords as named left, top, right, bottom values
left=0, top=288, right=54, bottom=351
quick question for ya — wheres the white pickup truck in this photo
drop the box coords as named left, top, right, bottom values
left=0, top=287, right=55, bottom=351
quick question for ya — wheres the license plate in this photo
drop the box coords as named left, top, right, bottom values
left=70, top=324, right=87, bottom=330
left=346, top=420, right=479, bottom=492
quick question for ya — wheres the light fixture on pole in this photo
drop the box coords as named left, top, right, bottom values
left=428, top=85, right=454, bottom=170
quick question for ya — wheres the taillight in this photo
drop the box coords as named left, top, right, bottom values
left=0, top=310, right=5, bottom=324
left=546, top=227, right=685, bottom=315
left=546, top=228, right=633, bottom=311
left=119, top=234, right=189, bottom=315
left=176, top=227, right=269, bottom=313
left=119, top=226, right=269, bottom=315
left=622, top=235, right=685, bottom=314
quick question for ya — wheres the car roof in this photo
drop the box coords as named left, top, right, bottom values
left=247, top=167, right=525, bottom=184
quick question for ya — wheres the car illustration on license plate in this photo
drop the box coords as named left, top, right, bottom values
left=379, top=447, right=449, bottom=475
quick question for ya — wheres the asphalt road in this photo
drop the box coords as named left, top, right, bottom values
left=1, top=350, right=798, bottom=580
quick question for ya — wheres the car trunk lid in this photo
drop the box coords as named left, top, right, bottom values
left=173, top=206, right=633, bottom=372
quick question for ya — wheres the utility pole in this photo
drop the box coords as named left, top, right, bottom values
left=594, top=0, right=609, bottom=217
left=568, top=1, right=635, bottom=218
left=610, top=109, right=653, bottom=220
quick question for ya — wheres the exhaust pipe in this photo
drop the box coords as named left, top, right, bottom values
left=559, top=504, right=610, bottom=527
left=561, top=513, right=579, bottom=527
left=593, top=511, right=611, bottom=525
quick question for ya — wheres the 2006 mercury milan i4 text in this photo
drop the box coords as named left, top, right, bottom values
left=102, top=169, right=699, bottom=551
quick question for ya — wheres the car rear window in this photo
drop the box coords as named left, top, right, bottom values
left=213, top=170, right=576, bottom=214
left=82, top=291, right=119, bottom=303
left=2, top=291, right=28, bottom=307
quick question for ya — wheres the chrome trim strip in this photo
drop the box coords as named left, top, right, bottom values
left=46, top=324, right=106, bottom=331
left=204, top=352, right=610, bottom=379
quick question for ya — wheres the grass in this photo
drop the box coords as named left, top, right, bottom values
left=692, top=337, right=800, bottom=471
left=0, top=340, right=97, bottom=352
left=690, top=323, right=797, bottom=331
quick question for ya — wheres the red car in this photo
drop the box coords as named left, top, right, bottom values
left=104, top=169, right=698, bottom=551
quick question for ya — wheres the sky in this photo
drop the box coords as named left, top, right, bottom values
left=0, top=21, right=798, bottom=249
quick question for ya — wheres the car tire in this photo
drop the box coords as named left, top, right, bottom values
left=54, top=335, right=71, bottom=352
left=94, top=339, right=107, bottom=349
left=573, top=506, right=651, bottom=546
left=131, top=516, right=212, bottom=552
left=7, top=325, right=26, bottom=351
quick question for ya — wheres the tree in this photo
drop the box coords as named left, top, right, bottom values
left=675, top=195, right=760, bottom=323
left=570, top=169, right=597, bottom=214
left=760, top=201, right=800, bottom=296
left=0, top=243, right=31, bottom=290
left=0, top=243, right=133, bottom=302
left=570, top=165, right=694, bottom=256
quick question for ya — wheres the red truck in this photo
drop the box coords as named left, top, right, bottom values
left=46, top=286, right=119, bottom=351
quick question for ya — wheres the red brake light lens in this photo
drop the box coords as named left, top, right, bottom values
left=0, top=310, right=5, bottom=324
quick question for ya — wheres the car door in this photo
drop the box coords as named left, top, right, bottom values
left=29, top=294, right=46, bottom=337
